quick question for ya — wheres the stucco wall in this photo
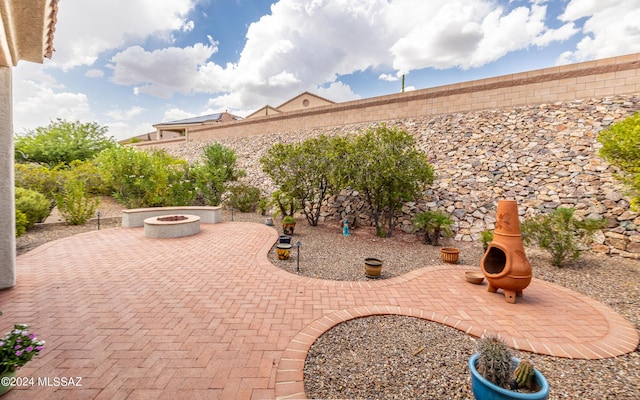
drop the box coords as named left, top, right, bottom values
left=0, top=67, right=16, bottom=288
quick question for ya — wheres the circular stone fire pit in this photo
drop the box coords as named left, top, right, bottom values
left=143, top=214, right=200, bottom=238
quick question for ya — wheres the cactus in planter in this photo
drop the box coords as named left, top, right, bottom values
left=514, top=359, right=535, bottom=389
left=476, top=335, right=513, bottom=389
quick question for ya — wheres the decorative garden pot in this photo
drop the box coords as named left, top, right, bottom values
left=277, top=243, right=292, bottom=260
left=279, top=235, right=292, bottom=244
left=0, top=370, right=16, bottom=396
left=283, top=222, right=296, bottom=235
left=364, top=257, right=382, bottom=278
left=440, top=247, right=460, bottom=264
left=468, top=354, right=549, bottom=400
left=480, top=200, right=532, bottom=303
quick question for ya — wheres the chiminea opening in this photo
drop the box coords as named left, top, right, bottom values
left=483, top=246, right=506, bottom=275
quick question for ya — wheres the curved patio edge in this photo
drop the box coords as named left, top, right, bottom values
left=274, top=299, right=639, bottom=400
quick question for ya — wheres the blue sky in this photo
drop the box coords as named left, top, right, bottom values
left=12, top=0, right=640, bottom=141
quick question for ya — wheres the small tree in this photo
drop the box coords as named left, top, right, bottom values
left=598, top=113, right=640, bottom=210
left=14, top=119, right=115, bottom=166
left=342, top=125, right=435, bottom=237
left=521, top=207, right=605, bottom=267
left=261, top=135, right=345, bottom=226
left=192, top=143, right=245, bottom=206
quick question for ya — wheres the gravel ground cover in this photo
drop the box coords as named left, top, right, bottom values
left=16, top=205, right=640, bottom=399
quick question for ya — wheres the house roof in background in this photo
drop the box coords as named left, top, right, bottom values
left=153, top=112, right=242, bottom=127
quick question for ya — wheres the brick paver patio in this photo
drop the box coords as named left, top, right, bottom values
left=1, top=222, right=637, bottom=399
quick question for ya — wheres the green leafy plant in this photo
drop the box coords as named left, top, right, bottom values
left=268, top=189, right=300, bottom=218
left=14, top=187, right=50, bottom=229
left=261, top=135, right=345, bottom=226
left=192, top=143, right=245, bottom=206
left=95, top=147, right=194, bottom=208
left=480, top=230, right=494, bottom=251
left=521, top=207, right=605, bottom=267
left=342, top=125, right=435, bottom=237
left=15, top=210, right=28, bottom=238
left=282, top=215, right=296, bottom=225
left=0, top=314, right=45, bottom=374
left=14, top=119, right=115, bottom=166
left=14, top=163, right=62, bottom=201
left=53, top=180, right=100, bottom=225
left=226, top=184, right=261, bottom=212
left=412, top=210, right=454, bottom=245
left=598, top=113, right=640, bottom=210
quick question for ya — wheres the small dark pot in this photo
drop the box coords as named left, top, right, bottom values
left=283, top=223, right=295, bottom=235
left=279, top=235, right=292, bottom=244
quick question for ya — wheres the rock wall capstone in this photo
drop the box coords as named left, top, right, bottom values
left=161, top=94, right=640, bottom=258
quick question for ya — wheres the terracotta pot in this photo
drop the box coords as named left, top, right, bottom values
left=364, top=257, right=382, bottom=278
left=440, top=247, right=460, bottom=264
left=480, top=200, right=532, bottom=303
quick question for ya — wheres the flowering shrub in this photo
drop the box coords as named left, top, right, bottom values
left=0, top=323, right=45, bottom=373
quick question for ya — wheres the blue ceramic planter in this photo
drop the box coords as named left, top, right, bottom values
left=468, top=354, right=550, bottom=400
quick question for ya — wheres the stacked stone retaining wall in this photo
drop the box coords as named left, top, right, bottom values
left=161, top=94, right=640, bottom=258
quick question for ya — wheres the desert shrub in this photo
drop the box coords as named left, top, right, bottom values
left=15, top=210, right=28, bottom=237
left=598, top=113, right=640, bottom=210
left=14, top=163, right=62, bottom=201
left=14, top=119, right=115, bottom=166
left=226, top=184, right=261, bottom=212
left=95, top=147, right=194, bottom=208
left=261, top=135, right=345, bottom=226
left=521, top=207, right=605, bottom=267
left=64, top=160, right=108, bottom=195
left=192, top=143, right=245, bottom=206
left=343, top=125, right=435, bottom=237
left=15, top=187, right=50, bottom=228
left=53, top=180, right=100, bottom=225
left=412, top=210, right=454, bottom=245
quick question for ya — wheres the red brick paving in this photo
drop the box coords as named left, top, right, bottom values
left=0, top=222, right=636, bottom=399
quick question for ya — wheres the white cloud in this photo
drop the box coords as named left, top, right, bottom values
left=388, top=1, right=577, bottom=72
left=105, top=106, right=145, bottom=121
left=12, top=64, right=94, bottom=134
left=50, top=0, right=196, bottom=69
left=162, top=108, right=198, bottom=123
left=109, top=43, right=219, bottom=98
left=316, top=82, right=360, bottom=103
left=557, top=0, right=640, bottom=64
left=85, top=69, right=104, bottom=78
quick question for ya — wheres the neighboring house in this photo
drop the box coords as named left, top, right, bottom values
left=245, top=91, right=335, bottom=119
left=1, top=0, right=59, bottom=288
left=150, top=112, right=242, bottom=141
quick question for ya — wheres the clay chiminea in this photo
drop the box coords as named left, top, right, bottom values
left=480, top=200, right=532, bottom=303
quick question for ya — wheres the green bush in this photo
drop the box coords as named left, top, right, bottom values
left=226, top=184, right=261, bottom=212
left=95, top=147, right=194, bottom=208
left=14, top=163, right=62, bottom=201
left=14, top=119, right=115, bottom=166
left=192, top=143, right=245, bottom=206
left=15, top=210, right=28, bottom=237
left=598, top=113, right=640, bottom=210
left=521, top=207, right=605, bottom=267
left=53, top=180, right=100, bottom=225
left=412, top=210, right=454, bottom=245
left=15, top=187, right=51, bottom=228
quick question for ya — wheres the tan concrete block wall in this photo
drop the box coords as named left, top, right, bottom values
left=185, top=53, right=640, bottom=142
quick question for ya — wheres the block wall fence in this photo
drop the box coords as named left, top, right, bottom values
left=141, top=53, right=640, bottom=257
left=177, top=53, right=640, bottom=141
